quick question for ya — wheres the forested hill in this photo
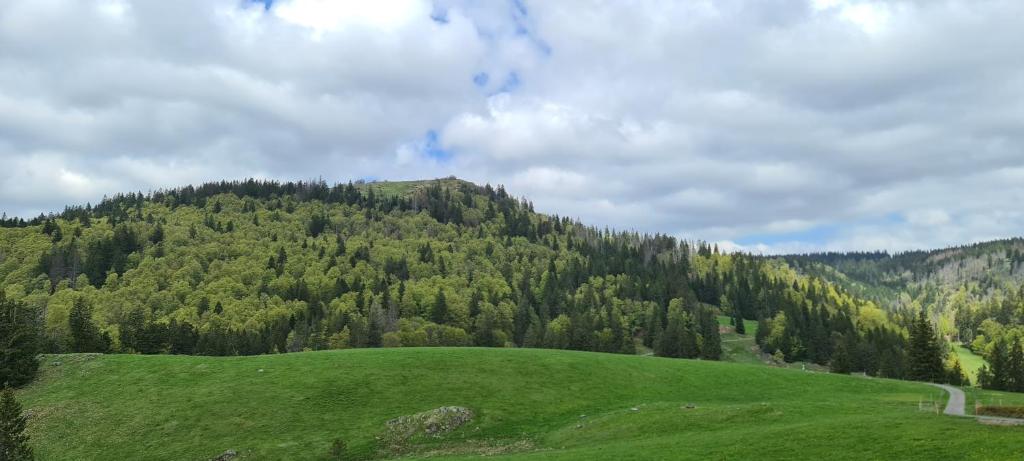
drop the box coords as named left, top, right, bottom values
left=2, top=178, right=924, bottom=381
left=783, top=239, right=1024, bottom=303
left=781, top=239, right=1024, bottom=390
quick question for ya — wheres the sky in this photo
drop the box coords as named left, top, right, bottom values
left=2, top=0, right=1024, bottom=254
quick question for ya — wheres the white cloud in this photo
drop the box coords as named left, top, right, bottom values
left=906, top=209, right=951, bottom=227
left=274, top=0, right=428, bottom=35
left=2, top=0, right=1024, bottom=252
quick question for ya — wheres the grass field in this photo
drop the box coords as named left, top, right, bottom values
left=16, top=348, right=1024, bottom=460
left=953, top=344, right=987, bottom=385
left=714, top=316, right=826, bottom=371
left=716, top=315, right=763, bottom=365
left=716, top=315, right=759, bottom=337
left=357, top=178, right=463, bottom=197
left=965, top=386, right=1024, bottom=415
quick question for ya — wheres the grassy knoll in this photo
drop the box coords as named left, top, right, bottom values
left=716, top=315, right=759, bottom=337
left=953, top=344, right=987, bottom=385
left=716, top=315, right=762, bottom=364
left=17, top=348, right=1024, bottom=460
left=358, top=178, right=464, bottom=197
left=714, top=316, right=825, bottom=371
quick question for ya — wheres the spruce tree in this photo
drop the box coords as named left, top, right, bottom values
left=431, top=289, right=449, bottom=325
left=69, top=297, right=108, bottom=353
left=0, top=387, right=33, bottom=460
left=1008, top=338, right=1024, bottom=392
left=906, top=310, right=943, bottom=382
left=0, top=293, right=40, bottom=388
left=947, top=358, right=967, bottom=387
left=699, top=309, right=722, bottom=360
left=513, top=297, right=532, bottom=346
left=829, top=333, right=853, bottom=374
left=987, top=339, right=1010, bottom=390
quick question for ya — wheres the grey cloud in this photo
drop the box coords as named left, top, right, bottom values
left=3, top=0, right=1024, bottom=252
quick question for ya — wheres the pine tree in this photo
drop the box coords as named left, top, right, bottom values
left=69, top=297, right=108, bottom=353
left=977, top=364, right=992, bottom=388
left=513, top=297, right=532, bottom=346
left=987, top=339, right=1010, bottom=390
left=431, top=289, right=449, bottom=325
left=947, top=357, right=967, bottom=386
left=907, top=310, right=943, bottom=382
left=829, top=333, right=853, bottom=374
left=1008, top=338, right=1024, bottom=392
left=699, top=309, right=722, bottom=360
left=150, top=223, right=164, bottom=244
left=196, top=297, right=210, bottom=316
left=0, top=387, right=34, bottom=460
left=276, top=247, right=288, bottom=276
left=655, top=299, right=699, bottom=359
left=0, top=293, right=40, bottom=388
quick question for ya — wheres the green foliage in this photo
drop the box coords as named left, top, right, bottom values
left=979, top=337, right=1024, bottom=392
left=782, top=240, right=1024, bottom=388
left=14, top=349, right=1024, bottom=460
left=68, top=297, right=109, bottom=353
left=907, top=309, right=944, bottom=382
left=327, top=438, right=348, bottom=461
left=947, top=357, right=968, bottom=386
left=2, top=179, right=728, bottom=360
left=0, top=293, right=40, bottom=388
left=1, top=178, right=936, bottom=384
left=0, top=387, right=33, bottom=461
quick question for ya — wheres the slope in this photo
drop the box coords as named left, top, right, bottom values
left=17, top=348, right=1024, bottom=460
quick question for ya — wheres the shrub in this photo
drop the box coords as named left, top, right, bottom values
left=976, top=405, right=1024, bottom=419
left=328, top=438, right=348, bottom=460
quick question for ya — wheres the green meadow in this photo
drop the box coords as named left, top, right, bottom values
left=16, top=348, right=1024, bottom=460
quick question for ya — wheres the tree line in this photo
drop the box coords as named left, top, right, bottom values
left=0, top=178, right=971, bottom=392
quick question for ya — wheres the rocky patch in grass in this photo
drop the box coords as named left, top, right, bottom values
left=378, top=406, right=475, bottom=454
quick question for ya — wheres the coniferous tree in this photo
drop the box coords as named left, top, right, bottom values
left=829, top=333, right=853, bottom=374
left=947, top=357, right=967, bottom=387
left=734, top=308, right=746, bottom=335
left=0, top=293, right=40, bottom=388
left=986, top=339, right=1010, bottom=390
left=150, top=223, right=164, bottom=244
left=1008, top=338, right=1024, bottom=392
left=655, top=299, right=699, bottom=359
left=906, top=310, right=943, bottom=382
left=431, top=289, right=449, bottom=325
left=69, top=297, right=109, bottom=353
left=513, top=297, right=532, bottom=346
left=0, top=387, right=33, bottom=460
left=698, top=309, right=722, bottom=360
left=977, top=364, right=992, bottom=389
left=0, top=178, right=922, bottom=365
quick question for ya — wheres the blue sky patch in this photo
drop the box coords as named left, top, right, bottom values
left=473, top=72, right=489, bottom=87
left=430, top=6, right=449, bottom=24
left=496, top=71, right=520, bottom=93
left=247, top=0, right=273, bottom=11
left=422, top=130, right=452, bottom=163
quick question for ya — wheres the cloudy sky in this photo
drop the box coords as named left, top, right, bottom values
left=2, top=0, right=1024, bottom=253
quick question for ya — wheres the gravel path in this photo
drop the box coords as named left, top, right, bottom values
left=927, top=383, right=965, bottom=416
left=927, top=382, right=1024, bottom=425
